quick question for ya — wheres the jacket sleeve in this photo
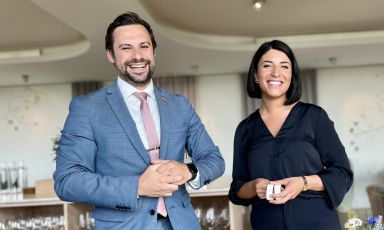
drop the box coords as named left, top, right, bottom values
left=53, top=97, right=140, bottom=211
left=315, top=108, right=353, bottom=209
left=228, top=122, right=259, bottom=206
left=182, top=96, right=225, bottom=188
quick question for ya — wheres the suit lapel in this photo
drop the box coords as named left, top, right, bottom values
left=155, top=87, right=170, bottom=160
left=105, top=83, right=151, bottom=164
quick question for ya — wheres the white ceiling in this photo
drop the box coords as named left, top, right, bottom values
left=1, top=0, right=384, bottom=86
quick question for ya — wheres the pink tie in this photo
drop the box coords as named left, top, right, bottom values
left=134, top=92, right=167, bottom=217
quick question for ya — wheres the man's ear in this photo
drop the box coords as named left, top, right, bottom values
left=106, top=50, right=115, bottom=64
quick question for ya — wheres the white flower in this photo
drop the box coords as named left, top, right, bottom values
left=344, top=217, right=363, bottom=229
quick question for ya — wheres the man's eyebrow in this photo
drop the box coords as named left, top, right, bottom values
left=140, top=41, right=152, bottom=46
left=118, top=43, right=131, bottom=48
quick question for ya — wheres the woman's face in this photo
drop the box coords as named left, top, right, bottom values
left=256, top=49, right=292, bottom=101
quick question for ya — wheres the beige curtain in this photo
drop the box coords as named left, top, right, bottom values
left=300, top=69, right=317, bottom=104
left=72, top=81, right=102, bottom=97
left=154, top=76, right=196, bottom=106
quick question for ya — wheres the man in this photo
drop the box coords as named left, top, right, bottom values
left=53, top=11, right=225, bottom=230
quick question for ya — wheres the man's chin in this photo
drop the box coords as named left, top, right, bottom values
left=120, top=74, right=151, bottom=86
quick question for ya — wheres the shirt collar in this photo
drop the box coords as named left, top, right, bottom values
left=117, top=76, right=156, bottom=100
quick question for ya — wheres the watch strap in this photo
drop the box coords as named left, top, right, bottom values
left=186, top=163, right=198, bottom=181
left=302, top=176, right=308, bottom=191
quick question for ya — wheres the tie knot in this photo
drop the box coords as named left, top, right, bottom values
left=133, top=92, right=148, bottom=102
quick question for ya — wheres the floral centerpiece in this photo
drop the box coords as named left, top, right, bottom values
left=345, top=211, right=383, bottom=230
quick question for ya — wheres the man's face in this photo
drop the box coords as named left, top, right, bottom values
left=107, top=25, right=155, bottom=90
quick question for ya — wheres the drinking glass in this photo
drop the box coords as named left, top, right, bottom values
left=0, top=162, right=9, bottom=202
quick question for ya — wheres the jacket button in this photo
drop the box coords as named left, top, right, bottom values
left=149, top=209, right=156, bottom=215
left=204, top=179, right=211, bottom=185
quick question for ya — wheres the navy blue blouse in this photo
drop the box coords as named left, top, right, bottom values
left=229, top=102, right=353, bottom=229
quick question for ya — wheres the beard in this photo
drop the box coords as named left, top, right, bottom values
left=116, top=58, right=155, bottom=88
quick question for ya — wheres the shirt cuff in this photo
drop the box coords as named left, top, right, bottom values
left=187, top=171, right=201, bottom=190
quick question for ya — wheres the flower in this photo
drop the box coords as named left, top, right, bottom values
left=368, top=216, right=380, bottom=225
left=345, top=217, right=363, bottom=230
left=344, top=211, right=383, bottom=230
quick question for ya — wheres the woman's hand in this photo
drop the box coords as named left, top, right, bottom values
left=252, top=178, right=270, bottom=199
left=236, top=178, right=270, bottom=200
left=268, top=176, right=304, bottom=204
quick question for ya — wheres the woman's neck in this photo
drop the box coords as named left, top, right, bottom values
left=259, top=97, right=287, bottom=116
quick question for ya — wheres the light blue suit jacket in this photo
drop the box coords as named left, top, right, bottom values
left=53, top=82, right=225, bottom=229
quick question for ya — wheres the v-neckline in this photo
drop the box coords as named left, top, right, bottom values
left=257, top=102, right=301, bottom=138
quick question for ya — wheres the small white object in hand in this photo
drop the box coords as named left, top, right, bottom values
left=266, top=184, right=282, bottom=200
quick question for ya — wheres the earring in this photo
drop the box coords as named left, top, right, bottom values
left=255, top=79, right=259, bottom=84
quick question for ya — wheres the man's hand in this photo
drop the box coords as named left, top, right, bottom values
left=152, top=159, right=192, bottom=185
left=137, top=163, right=181, bottom=197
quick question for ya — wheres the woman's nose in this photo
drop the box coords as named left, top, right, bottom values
left=271, top=66, right=280, bottom=77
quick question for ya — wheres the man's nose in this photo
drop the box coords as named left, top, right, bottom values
left=131, top=48, right=143, bottom=60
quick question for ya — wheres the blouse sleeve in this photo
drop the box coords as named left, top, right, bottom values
left=315, top=108, right=353, bottom=209
left=228, top=122, right=259, bottom=206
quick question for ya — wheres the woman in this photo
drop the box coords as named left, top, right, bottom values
left=228, top=40, right=353, bottom=230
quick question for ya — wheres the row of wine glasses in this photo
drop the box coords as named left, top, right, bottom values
left=0, top=216, right=64, bottom=230
left=78, top=212, right=94, bottom=230
left=0, top=161, right=28, bottom=202
left=195, top=207, right=230, bottom=230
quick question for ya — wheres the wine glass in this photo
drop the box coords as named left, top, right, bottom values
left=218, top=207, right=230, bottom=229
left=204, top=207, right=215, bottom=230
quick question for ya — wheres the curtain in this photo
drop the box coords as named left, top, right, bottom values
left=153, top=76, right=196, bottom=106
left=300, top=69, right=317, bottom=104
left=72, top=81, right=102, bottom=97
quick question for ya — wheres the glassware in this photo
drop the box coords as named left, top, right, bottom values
left=17, top=161, right=27, bottom=191
left=218, top=207, right=230, bottom=229
left=6, top=161, right=25, bottom=200
left=0, top=162, right=9, bottom=202
left=2, top=216, right=64, bottom=230
left=205, top=207, right=215, bottom=230
left=195, top=207, right=202, bottom=223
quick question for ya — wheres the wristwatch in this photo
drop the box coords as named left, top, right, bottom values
left=302, top=176, right=308, bottom=191
left=186, top=163, right=198, bottom=181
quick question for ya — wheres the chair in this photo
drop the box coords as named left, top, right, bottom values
left=366, top=184, right=384, bottom=217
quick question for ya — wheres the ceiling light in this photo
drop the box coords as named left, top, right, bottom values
left=0, top=49, right=42, bottom=60
left=253, top=0, right=265, bottom=10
